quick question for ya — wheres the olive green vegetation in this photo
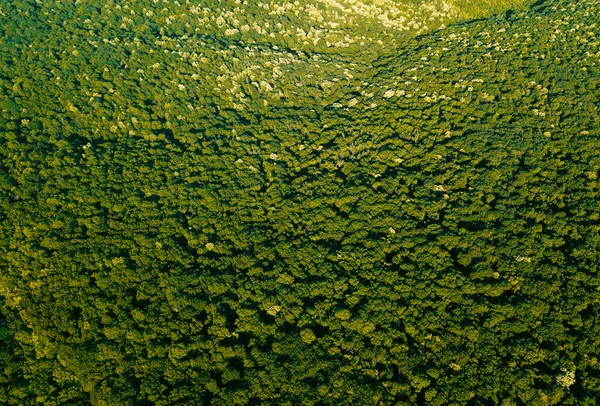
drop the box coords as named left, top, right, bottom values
left=451, top=0, right=530, bottom=20
left=1, top=0, right=599, bottom=404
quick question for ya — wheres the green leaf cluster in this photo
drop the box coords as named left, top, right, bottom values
left=1, top=0, right=599, bottom=404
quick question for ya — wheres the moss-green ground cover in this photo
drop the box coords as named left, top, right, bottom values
left=1, top=0, right=599, bottom=404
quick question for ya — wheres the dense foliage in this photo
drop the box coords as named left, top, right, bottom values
left=1, top=0, right=599, bottom=404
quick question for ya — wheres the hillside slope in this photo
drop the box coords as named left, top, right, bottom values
left=1, top=0, right=599, bottom=404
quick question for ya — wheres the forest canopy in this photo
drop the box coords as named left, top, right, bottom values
left=1, top=0, right=599, bottom=404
